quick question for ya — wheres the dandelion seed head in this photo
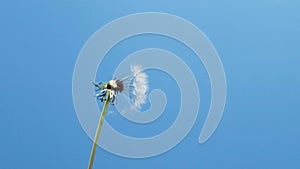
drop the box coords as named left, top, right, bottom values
left=107, top=79, right=124, bottom=93
left=93, top=64, right=148, bottom=108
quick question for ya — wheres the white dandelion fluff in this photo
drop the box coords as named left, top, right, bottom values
left=130, top=64, right=149, bottom=110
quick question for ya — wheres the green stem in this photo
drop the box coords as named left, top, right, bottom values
left=88, top=95, right=110, bottom=169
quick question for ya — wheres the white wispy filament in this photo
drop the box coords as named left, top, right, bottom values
left=130, top=65, right=149, bottom=110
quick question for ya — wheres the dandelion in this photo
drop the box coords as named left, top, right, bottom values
left=87, top=64, right=148, bottom=169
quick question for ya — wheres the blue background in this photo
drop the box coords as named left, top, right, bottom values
left=1, top=0, right=299, bottom=169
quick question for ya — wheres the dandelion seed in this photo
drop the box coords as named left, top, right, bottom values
left=130, top=65, right=149, bottom=110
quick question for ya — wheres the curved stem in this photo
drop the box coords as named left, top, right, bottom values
left=88, top=95, right=110, bottom=169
